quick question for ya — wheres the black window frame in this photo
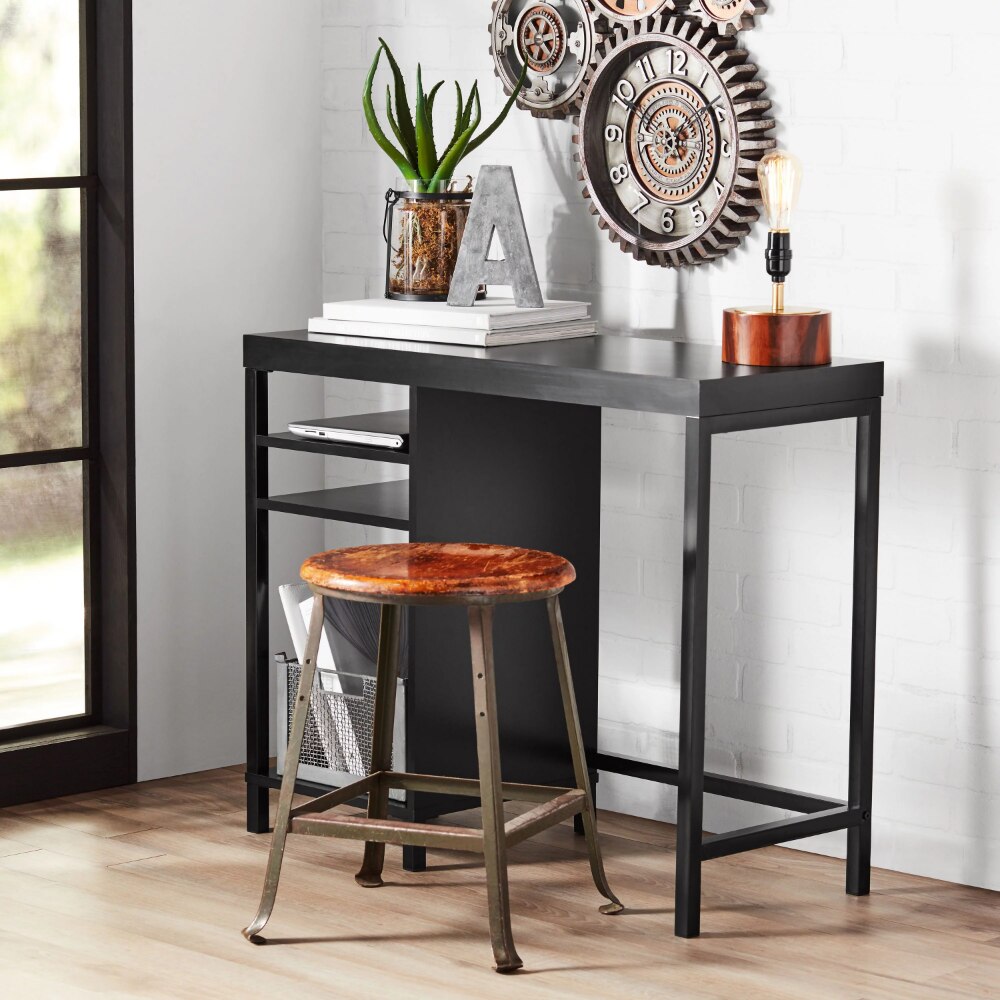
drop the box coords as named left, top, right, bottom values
left=0, top=0, right=135, bottom=804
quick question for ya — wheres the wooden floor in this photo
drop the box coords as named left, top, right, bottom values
left=0, top=769, right=997, bottom=999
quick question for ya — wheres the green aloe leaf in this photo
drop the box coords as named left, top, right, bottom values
left=385, top=85, right=413, bottom=168
left=362, top=46, right=418, bottom=182
left=435, top=81, right=478, bottom=171
left=430, top=85, right=481, bottom=190
left=377, top=38, right=418, bottom=167
left=464, top=60, right=528, bottom=158
left=452, top=83, right=464, bottom=143
left=414, top=64, right=438, bottom=183
left=426, top=80, right=444, bottom=122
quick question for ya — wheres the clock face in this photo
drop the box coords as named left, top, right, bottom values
left=592, top=0, right=675, bottom=22
left=577, top=18, right=775, bottom=267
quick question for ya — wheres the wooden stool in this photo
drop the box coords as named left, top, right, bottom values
left=243, top=542, right=622, bottom=973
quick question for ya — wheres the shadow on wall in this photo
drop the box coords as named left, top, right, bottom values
left=945, top=175, right=995, bottom=882
left=538, top=121, right=606, bottom=325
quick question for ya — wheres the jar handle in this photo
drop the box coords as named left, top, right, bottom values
left=383, top=189, right=401, bottom=244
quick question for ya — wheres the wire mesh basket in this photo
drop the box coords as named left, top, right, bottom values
left=276, top=654, right=406, bottom=803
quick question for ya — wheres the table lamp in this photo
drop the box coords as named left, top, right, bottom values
left=722, top=150, right=832, bottom=367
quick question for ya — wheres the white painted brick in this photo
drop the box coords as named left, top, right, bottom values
left=789, top=532, right=855, bottom=586
left=790, top=713, right=848, bottom=765
left=793, top=447, right=856, bottom=493
left=894, top=548, right=972, bottom=603
left=707, top=697, right=790, bottom=754
left=602, top=465, right=642, bottom=513
left=602, top=426, right=685, bottom=474
left=323, top=25, right=365, bottom=68
left=880, top=504, right=953, bottom=553
left=599, top=676, right=678, bottom=731
left=743, top=661, right=844, bottom=720
left=893, top=640, right=999, bottom=702
left=743, top=486, right=847, bottom=537
left=877, top=591, right=952, bottom=645
left=743, top=575, right=842, bottom=627
left=740, top=752, right=845, bottom=801
left=900, top=463, right=1000, bottom=512
left=712, top=437, right=790, bottom=489
left=956, top=421, right=1000, bottom=472
left=600, top=551, right=640, bottom=596
left=601, top=511, right=682, bottom=560
left=734, top=615, right=792, bottom=666
left=876, top=686, right=956, bottom=741
left=956, top=699, right=1000, bottom=749
left=899, top=373, right=1000, bottom=422
left=891, top=731, right=957, bottom=788
left=599, top=633, right=644, bottom=682
left=876, top=775, right=958, bottom=832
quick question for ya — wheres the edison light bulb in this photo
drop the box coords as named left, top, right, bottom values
left=759, top=150, right=803, bottom=233
left=758, top=150, right=803, bottom=313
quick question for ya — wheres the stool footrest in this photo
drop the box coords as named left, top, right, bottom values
left=291, top=814, right=485, bottom=852
left=286, top=771, right=587, bottom=854
left=504, top=790, right=586, bottom=847
left=384, top=771, right=574, bottom=803
left=289, top=774, right=377, bottom=820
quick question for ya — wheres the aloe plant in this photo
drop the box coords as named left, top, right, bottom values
left=363, top=38, right=527, bottom=194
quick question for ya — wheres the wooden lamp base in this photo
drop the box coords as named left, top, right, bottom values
left=722, top=307, right=832, bottom=367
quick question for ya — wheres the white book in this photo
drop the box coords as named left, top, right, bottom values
left=307, top=316, right=596, bottom=348
left=322, top=295, right=590, bottom=331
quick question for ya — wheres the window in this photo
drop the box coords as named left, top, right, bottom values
left=0, top=0, right=134, bottom=803
left=0, top=1, right=87, bottom=733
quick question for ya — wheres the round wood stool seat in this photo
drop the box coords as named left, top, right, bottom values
left=300, top=542, right=576, bottom=603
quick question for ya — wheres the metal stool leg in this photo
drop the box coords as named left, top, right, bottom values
left=243, top=594, right=325, bottom=943
left=468, top=605, right=523, bottom=974
left=356, top=603, right=403, bottom=888
left=547, top=596, right=624, bottom=916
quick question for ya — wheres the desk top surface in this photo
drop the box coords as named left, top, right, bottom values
left=244, top=330, right=884, bottom=418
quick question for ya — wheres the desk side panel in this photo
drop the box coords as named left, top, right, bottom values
left=408, top=388, right=602, bottom=789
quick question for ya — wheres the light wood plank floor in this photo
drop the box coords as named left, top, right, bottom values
left=0, top=767, right=996, bottom=999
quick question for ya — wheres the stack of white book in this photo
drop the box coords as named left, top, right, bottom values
left=307, top=295, right=596, bottom=348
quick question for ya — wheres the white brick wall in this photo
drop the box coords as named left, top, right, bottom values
left=319, top=0, right=1000, bottom=891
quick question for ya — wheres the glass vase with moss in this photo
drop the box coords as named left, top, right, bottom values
left=365, top=39, right=526, bottom=302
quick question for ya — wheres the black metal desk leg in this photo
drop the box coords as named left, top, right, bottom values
left=676, top=417, right=712, bottom=938
left=246, top=368, right=271, bottom=833
left=402, top=846, right=427, bottom=871
left=847, top=403, right=881, bottom=895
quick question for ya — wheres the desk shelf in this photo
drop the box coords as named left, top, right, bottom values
left=259, top=431, right=410, bottom=466
left=260, top=479, right=409, bottom=530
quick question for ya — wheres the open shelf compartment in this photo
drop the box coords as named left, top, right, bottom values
left=260, top=479, right=409, bottom=530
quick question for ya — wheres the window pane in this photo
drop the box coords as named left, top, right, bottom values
left=0, top=0, right=81, bottom=178
left=0, top=462, right=85, bottom=730
left=0, top=188, right=82, bottom=455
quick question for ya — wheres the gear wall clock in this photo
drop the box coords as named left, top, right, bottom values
left=489, top=2, right=776, bottom=268
left=576, top=15, right=774, bottom=266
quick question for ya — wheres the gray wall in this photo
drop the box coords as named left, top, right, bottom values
left=133, top=0, right=324, bottom=780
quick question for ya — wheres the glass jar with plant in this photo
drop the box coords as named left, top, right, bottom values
left=364, top=39, right=526, bottom=301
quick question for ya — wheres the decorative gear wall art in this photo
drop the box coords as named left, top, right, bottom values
left=590, top=0, right=676, bottom=25
left=574, top=15, right=775, bottom=267
left=489, top=0, right=775, bottom=267
left=687, top=0, right=767, bottom=35
left=490, top=0, right=600, bottom=119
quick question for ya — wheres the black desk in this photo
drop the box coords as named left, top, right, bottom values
left=244, top=330, right=883, bottom=939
